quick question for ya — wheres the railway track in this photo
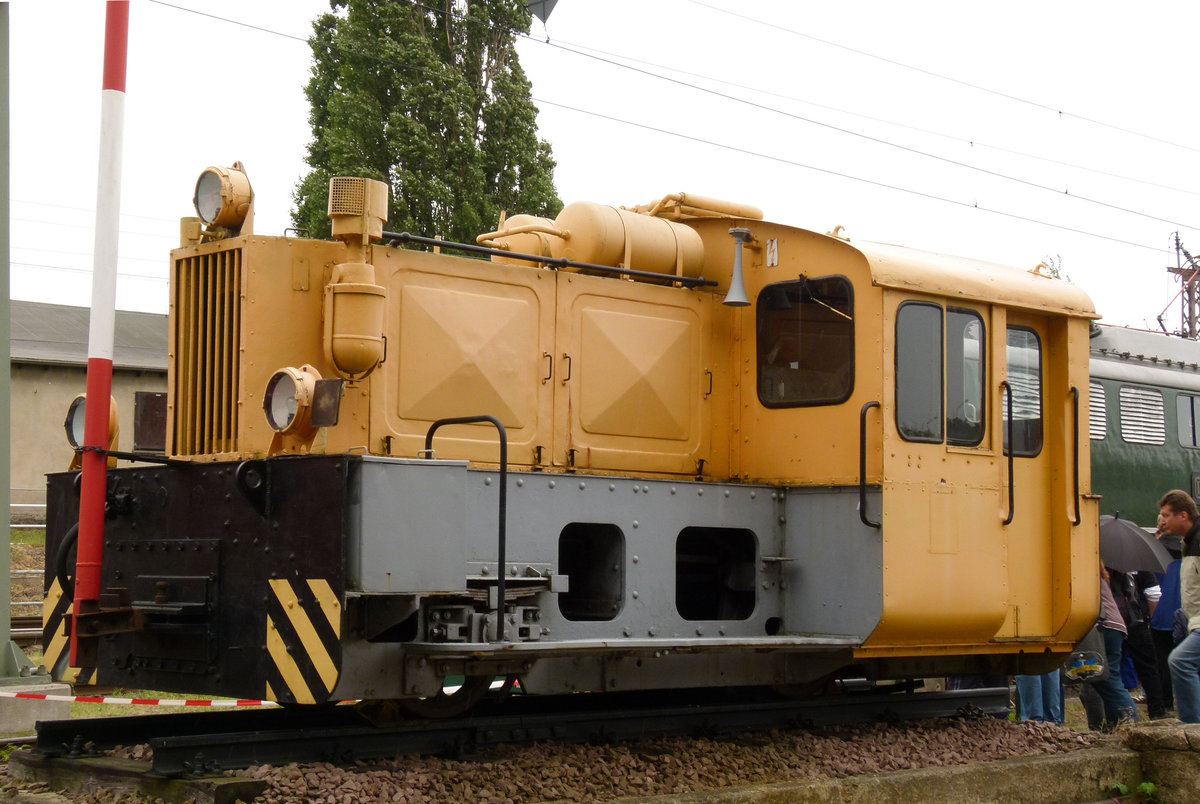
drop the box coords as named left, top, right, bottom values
left=8, top=614, right=41, bottom=647
left=19, top=685, right=1009, bottom=778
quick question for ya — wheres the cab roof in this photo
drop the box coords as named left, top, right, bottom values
left=851, top=239, right=1098, bottom=319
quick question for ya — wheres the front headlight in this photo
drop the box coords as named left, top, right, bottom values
left=193, top=163, right=252, bottom=228
left=64, top=394, right=87, bottom=449
left=263, top=367, right=315, bottom=434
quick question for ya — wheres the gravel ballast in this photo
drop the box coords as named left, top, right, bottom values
left=1, top=717, right=1105, bottom=803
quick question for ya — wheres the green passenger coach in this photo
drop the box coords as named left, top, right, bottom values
left=1090, top=323, right=1200, bottom=528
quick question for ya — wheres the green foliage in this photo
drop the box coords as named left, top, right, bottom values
left=1136, top=781, right=1159, bottom=802
left=0, top=743, right=29, bottom=762
left=1109, top=782, right=1131, bottom=796
left=294, top=0, right=562, bottom=244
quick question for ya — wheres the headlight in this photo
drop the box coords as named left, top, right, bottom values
left=63, top=393, right=119, bottom=470
left=263, top=367, right=314, bottom=433
left=193, top=163, right=252, bottom=228
left=64, top=394, right=87, bottom=449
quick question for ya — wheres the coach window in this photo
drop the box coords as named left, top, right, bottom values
left=1179, top=394, right=1200, bottom=448
left=896, top=302, right=943, bottom=442
left=756, top=276, right=854, bottom=407
left=1004, top=327, right=1043, bottom=457
left=1118, top=386, right=1165, bottom=445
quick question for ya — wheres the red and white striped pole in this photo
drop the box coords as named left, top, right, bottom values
left=71, top=0, right=129, bottom=666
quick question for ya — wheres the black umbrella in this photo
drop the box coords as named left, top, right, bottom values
left=1099, top=515, right=1174, bottom=574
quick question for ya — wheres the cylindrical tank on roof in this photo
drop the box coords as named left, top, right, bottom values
left=554, top=202, right=705, bottom=278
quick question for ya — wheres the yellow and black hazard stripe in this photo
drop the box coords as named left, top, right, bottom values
left=41, top=577, right=97, bottom=686
left=264, top=578, right=342, bottom=704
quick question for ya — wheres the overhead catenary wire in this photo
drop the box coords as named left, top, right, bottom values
left=11, top=261, right=168, bottom=283
left=540, top=36, right=1200, bottom=200
left=535, top=37, right=1200, bottom=232
left=535, top=97, right=1166, bottom=254
left=685, top=0, right=1200, bottom=157
left=136, top=0, right=1194, bottom=258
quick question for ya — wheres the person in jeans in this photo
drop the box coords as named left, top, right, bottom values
left=1111, top=568, right=1168, bottom=718
left=1014, top=669, right=1063, bottom=724
left=1160, top=489, right=1200, bottom=724
left=1091, top=562, right=1140, bottom=728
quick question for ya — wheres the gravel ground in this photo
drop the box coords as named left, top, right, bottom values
left=0, top=717, right=1104, bottom=803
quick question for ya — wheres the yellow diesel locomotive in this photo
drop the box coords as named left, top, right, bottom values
left=43, top=166, right=1099, bottom=712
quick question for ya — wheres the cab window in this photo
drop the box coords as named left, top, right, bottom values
left=1004, top=327, right=1043, bottom=457
left=756, top=276, right=854, bottom=407
left=895, top=303, right=985, bottom=446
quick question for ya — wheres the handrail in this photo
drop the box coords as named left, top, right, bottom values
left=859, top=401, right=881, bottom=529
left=424, top=415, right=509, bottom=642
left=1001, top=381, right=1015, bottom=526
left=384, top=231, right=718, bottom=288
left=1070, top=386, right=1082, bottom=526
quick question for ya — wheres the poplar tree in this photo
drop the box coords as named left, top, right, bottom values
left=293, top=0, right=562, bottom=244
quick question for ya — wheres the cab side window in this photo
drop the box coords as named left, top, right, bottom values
left=1004, top=327, right=1043, bottom=457
left=947, top=310, right=985, bottom=446
left=896, top=302, right=943, bottom=442
left=756, top=276, right=854, bottom=407
left=895, top=303, right=985, bottom=446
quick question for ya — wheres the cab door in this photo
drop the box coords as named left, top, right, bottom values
left=997, top=311, right=1086, bottom=639
left=866, top=295, right=1009, bottom=647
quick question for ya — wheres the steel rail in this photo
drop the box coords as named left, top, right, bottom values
left=29, top=687, right=1010, bottom=777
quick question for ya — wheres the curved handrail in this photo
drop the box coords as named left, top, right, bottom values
left=859, top=401, right=881, bottom=529
left=424, top=415, right=509, bottom=642
left=1001, top=381, right=1015, bottom=526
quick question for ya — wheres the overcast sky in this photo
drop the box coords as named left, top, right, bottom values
left=10, top=0, right=1200, bottom=332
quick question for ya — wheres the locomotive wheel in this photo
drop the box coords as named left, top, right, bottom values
left=396, top=674, right=494, bottom=719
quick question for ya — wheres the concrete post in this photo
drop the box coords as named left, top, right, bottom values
left=0, top=7, right=71, bottom=734
left=0, top=0, right=30, bottom=680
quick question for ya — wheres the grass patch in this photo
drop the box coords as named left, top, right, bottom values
left=11, top=528, right=46, bottom=547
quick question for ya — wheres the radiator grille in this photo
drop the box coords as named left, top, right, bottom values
left=173, top=248, right=242, bottom=455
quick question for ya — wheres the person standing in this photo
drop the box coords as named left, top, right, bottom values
left=1091, top=562, right=1141, bottom=727
left=1161, top=489, right=1200, bottom=724
left=1014, top=669, right=1063, bottom=724
left=1111, top=568, right=1168, bottom=719
left=1149, top=512, right=1183, bottom=715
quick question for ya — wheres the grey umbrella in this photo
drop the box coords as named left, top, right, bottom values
left=1099, top=515, right=1174, bottom=574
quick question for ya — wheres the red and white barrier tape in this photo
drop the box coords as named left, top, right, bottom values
left=0, top=690, right=279, bottom=707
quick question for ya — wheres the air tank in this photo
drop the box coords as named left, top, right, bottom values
left=554, top=202, right=705, bottom=278
left=483, top=203, right=705, bottom=278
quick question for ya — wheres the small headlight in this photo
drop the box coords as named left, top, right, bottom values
left=64, top=394, right=87, bottom=448
left=193, top=163, right=252, bottom=228
left=264, top=370, right=303, bottom=432
left=263, top=366, right=324, bottom=434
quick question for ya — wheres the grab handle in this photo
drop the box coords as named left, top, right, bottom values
left=1001, top=381, right=1015, bottom=526
left=425, top=415, right=509, bottom=642
left=859, top=401, right=881, bottom=529
left=1070, top=385, right=1081, bottom=526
